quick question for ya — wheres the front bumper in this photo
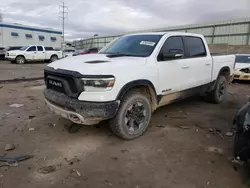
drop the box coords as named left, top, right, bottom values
left=44, top=89, right=120, bottom=125
left=5, top=57, right=15, bottom=61
left=233, top=73, right=250, bottom=81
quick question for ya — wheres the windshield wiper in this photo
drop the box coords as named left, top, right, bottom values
left=105, top=53, right=135, bottom=58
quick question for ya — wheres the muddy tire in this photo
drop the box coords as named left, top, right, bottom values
left=233, top=131, right=249, bottom=161
left=110, top=90, right=152, bottom=140
left=50, top=55, right=58, bottom=62
left=206, top=76, right=227, bottom=104
left=15, top=56, right=25, bottom=64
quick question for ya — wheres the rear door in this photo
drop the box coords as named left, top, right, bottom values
left=183, top=36, right=212, bottom=86
left=25, top=46, right=37, bottom=60
left=36, top=46, right=46, bottom=60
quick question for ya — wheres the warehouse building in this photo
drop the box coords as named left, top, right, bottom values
left=74, top=17, right=250, bottom=50
left=0, top=22, right=62, bottom=49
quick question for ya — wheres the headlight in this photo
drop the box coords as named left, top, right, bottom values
left=81, top=77, right=115, bottom=92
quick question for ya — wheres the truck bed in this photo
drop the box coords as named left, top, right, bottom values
left=211, top=54, right=235, bottom=80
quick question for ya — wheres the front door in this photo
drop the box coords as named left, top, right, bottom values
left=157, top=36, right=193, bottom=90
left=157, top=36, right=193, bottom=106
left=36, top=46, right=46, bottom=60
left=25, top=46, right=37, bottom=60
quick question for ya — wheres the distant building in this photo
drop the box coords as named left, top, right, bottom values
left=74, top=17, right=250, bottom=49
left=0, top=22, right=62, bottom=49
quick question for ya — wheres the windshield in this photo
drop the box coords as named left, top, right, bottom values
left=20, top=46, right=28, bottom=51
left=99, top=34, right=163, bottom=57
left=235, top=55, right=250, bottom=63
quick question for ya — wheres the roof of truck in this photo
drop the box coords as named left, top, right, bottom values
left=124, top=32, right=203, bottom=37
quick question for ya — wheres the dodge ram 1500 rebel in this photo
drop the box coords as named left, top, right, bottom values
left=44, top=32, right=235, bottom=139
left=5, top=45, right=62, bottom=64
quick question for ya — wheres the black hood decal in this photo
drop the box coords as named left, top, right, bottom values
left=84, top=60, right=110, bottom=64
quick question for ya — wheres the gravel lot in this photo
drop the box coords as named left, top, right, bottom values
left=0, top=61, right=250, bottom=188
left=0, top=60, right=45, bottom=81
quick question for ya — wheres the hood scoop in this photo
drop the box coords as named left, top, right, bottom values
left=84, top=60, right=110, bottom=64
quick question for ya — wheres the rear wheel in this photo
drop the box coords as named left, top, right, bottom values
left=206, top=75, right=227, bottom=104
left=50, top=55, right=58, bottom=62
left=15, top=56, right=25, bottom=64
left=110, top=90, right=152, bottom=140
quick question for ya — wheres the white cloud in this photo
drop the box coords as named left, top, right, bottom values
left=0, top=0, right=249, bottom=40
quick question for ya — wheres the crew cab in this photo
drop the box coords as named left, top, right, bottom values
left=5, top=45, right=62, bottom=64
left=44, top=32, right=235, bottom=139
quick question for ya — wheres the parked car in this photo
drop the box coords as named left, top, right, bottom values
left=0, top=47, right=6, bottom=60
left=233, top=54, right=250, bottom=81
left=63, top=49, right=76, bottom=58
left=0, top=46, right=23, bottom=60
left=44, top=32, right=235, bottom=139
left=72, top=48, right=98, bottom=56
left=5, top=45, right=63, bottom=64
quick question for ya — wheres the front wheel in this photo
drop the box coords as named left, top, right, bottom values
left=110, top=90, right=152, bottom=140
left=15, top=56, right=25, bottom=64
left=206, top=75, right=227, bottom=104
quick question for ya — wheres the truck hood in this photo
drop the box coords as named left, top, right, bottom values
left=7, top=50, right=21, bottom=53
left=235, top=63, right=250, bottom=69
left=48, top=53, right=147, bottom=75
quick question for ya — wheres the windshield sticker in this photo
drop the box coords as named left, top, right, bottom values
left=140, top=41, right=155, bottom=46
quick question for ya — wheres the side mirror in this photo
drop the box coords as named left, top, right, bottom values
left=161, top=49, right=184, bottom=60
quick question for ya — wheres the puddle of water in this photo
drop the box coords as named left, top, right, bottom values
left=29, top=85, right=45, bottom=90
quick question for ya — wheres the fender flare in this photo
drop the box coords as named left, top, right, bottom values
left=116, top=79, right=157, bottom=100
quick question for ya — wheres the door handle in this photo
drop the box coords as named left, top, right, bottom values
left=34, top=52, right=37, bottom=54
left=182, top=65, right=189, bottom=69
left=205, top=63, right=211, bottom=65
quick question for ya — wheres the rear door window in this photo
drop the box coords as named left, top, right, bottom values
left=184, top=37, right=206, bottom=57
left=37, top=46, right=43, bottom=51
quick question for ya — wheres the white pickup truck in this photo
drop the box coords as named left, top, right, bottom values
left=5, top=45, right=62, bottom=64
left=44, top=32, right=235, bottom=139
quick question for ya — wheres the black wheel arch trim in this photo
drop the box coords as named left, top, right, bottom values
left=116, top=79, right=157, bottom=100
left=15, top=55, right=25, bottom=59
left=218, top=66, right=231, bottom=79
left=50, top=54, right=58, bottom=59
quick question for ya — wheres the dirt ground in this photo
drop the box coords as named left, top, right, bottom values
left=0, top=61, right=250, bottom=188
left=0, top=61, right=45, bottom=81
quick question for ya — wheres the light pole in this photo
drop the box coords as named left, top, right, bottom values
left=59, top=2, right=68, bottom=49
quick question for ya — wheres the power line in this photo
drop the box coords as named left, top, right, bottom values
left=59, top=2, right=68, bottom=48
